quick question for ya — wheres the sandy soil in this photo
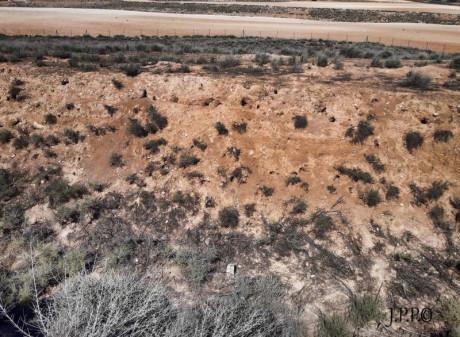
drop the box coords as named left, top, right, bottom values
left=1, top=8, right=459, bottom=52
left=1, top=58, right=459, bottom=314
left=155, top=0, right=460, bottom=14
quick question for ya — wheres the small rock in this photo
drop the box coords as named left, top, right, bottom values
left=400, top=203, right=404, bottom=207
left=226, top=264, right=237, bottom=276
left=32, top=121, right=45, bottom=130
left=457, top=105, right=460, bottom=113
left=432, top=112, right=439, bottom=117
left=249, top=150, right=254, bottom=156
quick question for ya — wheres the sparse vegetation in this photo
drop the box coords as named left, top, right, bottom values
left=260, top=185, right=275, bottom=197
left=178, top=153, right=199, bottom=168
left=365, top=154, right=385, bottom=173
left=384, top=58, right=401, bottom=68
left=111, top=78, right=124, bottom=89
left=109, top=152, right=124, bottom=167
left=148, top=106, right=168, bottom=130
left=219, top=207, right=239, bottom=228
left=401, top=71, right=431, bottom=89
left=434, top=130, right=453, bottom=142
left=215, top=121, right=228, bottom=135
left=286, top=176, right=302, bottom=186
left=405, top=131, right=424, bottom=153
left=293, top=115, right=308, bottom=129
left=232, top=122, right=247, bottom=134
left=336, top=165, right=374, bottom=184
left=45, top=114, right=57, bottom=125
left=127, top=118, right=148, bottom=137
left=0, top=129, right=14, bottom=144
left=193, top=138, right=207, bottom=151
left=351, top=294, right=385, bottom=327
left=345, top=121, right=374, bottom=144
left=313, top=214, right=335, bottom=239
left=361, top=189, right=381, bottom=207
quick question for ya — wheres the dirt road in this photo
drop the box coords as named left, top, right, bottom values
left=0, top=8, right=459, bottom=52
left=165, top=1, right=460, bottom=14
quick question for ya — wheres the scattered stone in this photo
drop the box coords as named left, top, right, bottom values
left=32, top=121, right=45, bottom=130
left=61, top=79, right=69, bottom=85
left=226, top=264, right=237, bottom=276
left=329, top=116, right=336, bottom=122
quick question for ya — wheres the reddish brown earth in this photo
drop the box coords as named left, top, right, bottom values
left=1, top=57, right=459, bottom=332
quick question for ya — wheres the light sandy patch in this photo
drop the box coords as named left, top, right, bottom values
left=0, top=8, right=459, bottom=52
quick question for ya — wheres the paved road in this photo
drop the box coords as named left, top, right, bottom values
left=0, top=8, right=459, bottom=52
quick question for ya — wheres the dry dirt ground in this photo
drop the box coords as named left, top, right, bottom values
left=0, top=55, right=459, bottom=332
left=0, top=8, right=460, bottom=52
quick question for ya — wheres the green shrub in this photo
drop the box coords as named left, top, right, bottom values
left=319, top=314, right=351, bottom=337
left=45, top=179, right=88, bottom=207
left=219, top=207, right=239, bottom=228
left=0, top=129, right=14, bottom=144
left=292, top=200, right=307, bottom=215
left=0, top=168, right=19, bottom=200
left=345, top=121, right=374, bottom=144
left=56, top=205, right=80, bottom=224
left=109, top=152, right=124, bottom=167
left=351, top=294, right=385, bottom=327
left=127, top=118, right=147, bottom=137
left=215, top=121, right=228, bottom=135
left=148, top=105, right=168, bottom=130
left=449, top=56, right=460, bottom=70
left=370, top=57, right=383, bottom=68
left=178, top=154, right=199, bottom=168
left=384, top=58, right=401, bottom=68
left=385, top=184, right=400, bottom=200
left=45, top=114, right=57, bottom=125
left=426, top=181, right=449, bottom=201
left=405, top=131, right=424, bottom=153
left=336, top=165, right=373, bottom=184
left=111, top=78, right=124, bottom=89
left=401, top=71, right=431, bottom=89
left=260, top=185, right=274, bottom=197
left=293, top=115, right=308, bottom=129
left=30, top=133, right=45, bottom=147
left=439, top=297, right=460, bottom=335
left=434, top=130, right=453, bottom=142
left=409, top=182, right=427, bottom=206
left=45, top=134, right=60, bottom=147
left=121, top=63, right=140, bottom=77
left=327, top=185, right=336, bottom=193
left=13, top=135, right=29, bottom=150
left=286, top=176, right=302, bottom=186
left=244, top=203, right=256, bottom=217
left=255, top=53, right=270, bottom=66
left=365, top=154, right=385, bottom=173
left=313, top=214, right=335, bottom=239
left=193, top=139, right=207, bottom=151
left=104, top=104, right=118, bottom=117
left=333, top=57, right=344, bottom=70
left=64, top=129, right=84, bottom=144
left=429, top=205, right=444, bottom=222
left=143, top=138, right=167, bottom=154
left=317, top=53, right=328, bottom=67
left=175, top=247, right=218, bottom=284
left=232, top=122, right=247, bottom=134
left=218, top=55, right=240, bottom=69
left=361, top=189, right=381, bottom=207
